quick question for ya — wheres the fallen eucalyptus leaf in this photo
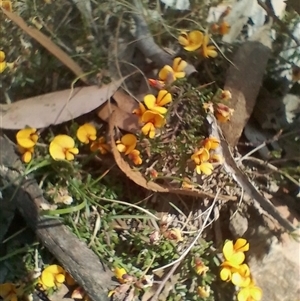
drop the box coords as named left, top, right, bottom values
left=1, top=79, right=123, bottom=129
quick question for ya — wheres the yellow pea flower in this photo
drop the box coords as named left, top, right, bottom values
left=0, top=1, right=12, bottom=12
left=203, top=136, right=220, bottom=150
left=201, top=35, right=218, bottom=58
left=39, top=264, right=66, bottom=290
left=172, top=57, right=187, bottom=78
left=90, top=136, right=110, bottom=154
left=237, top=284, right=262, bottom=301
left=195, top=162, right=214, bottom=175
left=16, top=128, right=39, bottom=149
left=191, top=148, right=210, bottom=164
left=141, top=110, right=166, bottom=139
left=223, top=238, right=249, bottom=266
left=0, top=283, right=21, bottom=301
left=18, top=145, right=34, bottom=163
left=220, top=261, right=234, bottom=282
left=49, top=135, right=79, bottom=161
left=116, top=134, right=137, bottom=155
left=144, top=90, right=172, bottom=115
left=231, top=264, right=251, bottom=287
left=76, top=123, right=97, bottom=144
left=114, top=267, right=127, bottom=284
left=178, top=30, right=203, bottom=51
left=158, top=57, right=187, bottom=82
left=128, top=149, right=142, bottom=165
left=215, top=103, right=234, bottom=122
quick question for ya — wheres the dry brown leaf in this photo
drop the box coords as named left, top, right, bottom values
left=98, top=102, right=139, bottom=133
left=112, top=90, right=138, bottom=113
left=1, top=79, right=123, bottom=129
left=109, top=112, right=235, bottom=201
left=1, top=8, right=88, bottom=84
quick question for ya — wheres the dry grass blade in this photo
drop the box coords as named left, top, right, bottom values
left=1, top=8, right=88, bottom=84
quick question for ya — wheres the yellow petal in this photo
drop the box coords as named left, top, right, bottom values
left=0, top=50, right=5, bottom=61
left=158, top=65, right=175, bottom=81
left=76, top=123, right=97, bottom=144
left=43, top=264, right=65, bottom=274
left=207, top=47, right=218, bottom=58
left=16, top=128, right=38, bottom=148
left=157, top=90, right=172, bottom=106
left=121, top=134, right=137, bottom=146
left=65, top=152, right=75, bottom=161
left=153, top=113, right=166, bottom=128
left=203, top=137, right=220, bottom=150
left=141, top=110, right=155, bottom=123
left=223, top=240, right=234, bottom=261
left=121, top=134, right=137, bottom=155
left=55, top=273, right=65, bottom=284
left=49, top=143, right=66, bottom=160
left=144, top=94, right=156, bottom=110
left=196, top=162, right=214, bottom=175
left=22, top=150, right=32, bottom=163
left=251, top=286, right=263, bottom=300
left=116, top=143, right=126, bottom=153
left=234, top=238, right=249, bottom=252
left=51, top=135, right=75, bottom=149
left=128, top=149, right=142, bottom=165
left=173, top=57, right=187, bottom=72
left=114, top=267, right=127, bottom=283
left=188, top=30, right=203, bottom=46
left=41, top=271, right=55, bottom=288
left=220, top=267, right=231, bottom=282
left=230, top=252, right=246, bottom=266
left=154, top=106, right=168, bottom=114
left=231, top=272, right=251, bottom=287
left=0, top=61, right=7, bottom=73
left=178, top=32, right=189, bottom=46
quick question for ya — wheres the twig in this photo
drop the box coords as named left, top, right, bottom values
left=237, top=129, right=283, bottom=163
left=257, top=0, right=300, bottom=47
left=242, top=156, right=300, bottom=187
left=208, top=113, right=296, bottom=232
